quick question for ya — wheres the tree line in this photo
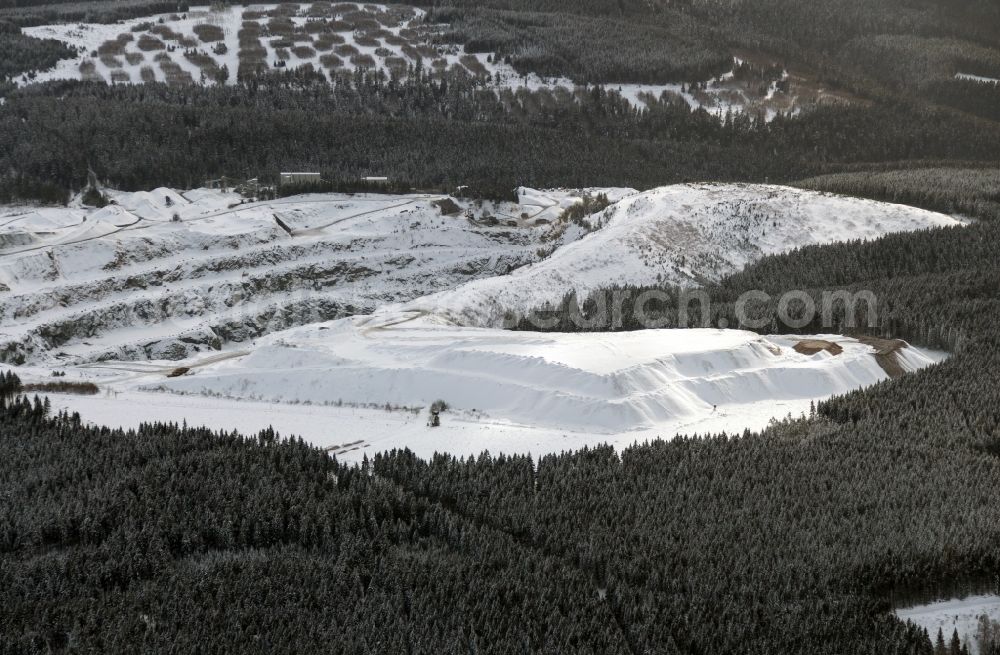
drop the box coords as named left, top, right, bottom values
left=6, top=171, right=1000, bottom=655
left=0, top=25, right=73, bottom=82
left=796, top=168, right=1000, bottom=221
left=433, top=7, right=731, bottom=85
left=7, top=186, right=1000, bottom=653
left=3, top=71, right=1000, bottom=204
left=0, top=0, right=188, bottom=27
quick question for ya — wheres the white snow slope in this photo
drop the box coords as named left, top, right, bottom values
left=153, top=313, right=944, bottom=433
left=401, top=183, right=963, bottom=326
left=0, top=187, right=608, bottom=364
left=0, top=184, right=960, bottom=363
left=0, top=182, right=960, bottom=460
left=34, top=313, right=946, bottom=462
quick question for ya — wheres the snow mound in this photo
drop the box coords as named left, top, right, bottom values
left=87, top=204, right=141, bottom=227
left=401, top=183, right=963, bottom=326
left=1, top=208, right=87, bottom=232
left=155, top=313, right=945, bottom=433
left=109, top=188, right=190, bottom=221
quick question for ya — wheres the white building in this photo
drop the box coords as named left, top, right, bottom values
left=279, top=172, right=321, bottom=186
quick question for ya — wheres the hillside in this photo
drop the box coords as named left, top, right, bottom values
left=0, top=187, right=605, bottom=364
left=0, top=183, right=961, bottom=365
left=121, top=313, right=941, bottom=461
left=401, top=183, right=964, bottom=327
left=4, top=0, right=1000, bottom=652
left=14, top=2, right=845, bottom=120
left=0, top=181, right=962, bottom=464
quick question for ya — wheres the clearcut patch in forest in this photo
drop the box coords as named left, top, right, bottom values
left=19, top=2, right=857, bottom=118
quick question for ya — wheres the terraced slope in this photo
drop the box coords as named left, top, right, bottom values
left=0, top=188, right=578, bottom=364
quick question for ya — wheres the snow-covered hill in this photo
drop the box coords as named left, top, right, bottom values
left=1, top=181, right=961, bottom=458
left=0, top=183, right=962, bottom=364
left=401, top=183, right=964, bottom=326
left=152, top=313, right=944, bottom=433
left=33, top=313, right=945, bottom=461
left=0, top=188, right=604, bottom=364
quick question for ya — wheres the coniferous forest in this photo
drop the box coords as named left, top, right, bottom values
left=4, top=0, right=1000, bottom=652
left=3, top=170, right=1000, bottom=654
left=1, top=0, right=999, bottom=201
left=4, top=75, right=999, bottom=204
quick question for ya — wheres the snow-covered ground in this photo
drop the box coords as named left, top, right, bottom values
left=0, top=184, right=962, bottom=363
left=955, top=72, right=1000, bottom=84
left=1, top=181, right=962, bottom=459
left=401, top=183, right=964, bottom=326
left=0, top=187, right=611, bottom=364
left=153, top=316, right=943, bottom=432
left=16, top=3, right=824, bottom=117
left=23, top=3, right=434, bottom=86
left=32, top=319, right=945, bottom=462
left=896, top=594, right=1000, bottom=654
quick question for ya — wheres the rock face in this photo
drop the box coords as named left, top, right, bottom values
left=793, top=339, right=844, bottom=356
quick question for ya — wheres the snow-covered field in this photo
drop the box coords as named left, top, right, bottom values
left=0, top=182, right=962, bottom=458
left=18, top=3, right=824, bottom=117
left=34, top=320, right=945, bottom=462
left=154, top=316, right=946, bottom=432
left=896, top=594, right=1000, bottom=654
